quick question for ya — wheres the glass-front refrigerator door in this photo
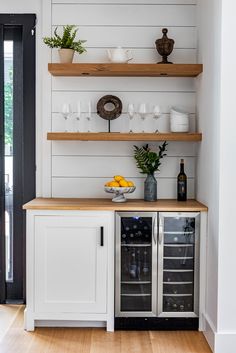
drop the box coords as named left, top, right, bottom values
left=158, top=212, right=200, bottom=317
left=115, top=212, right=157, bottom=317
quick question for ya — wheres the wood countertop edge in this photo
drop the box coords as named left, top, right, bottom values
left=23, top=198, right=208, bottom=212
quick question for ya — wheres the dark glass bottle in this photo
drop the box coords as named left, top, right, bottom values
left=177, top=159, right=187, bottom=201
left=129, top=249, right=137, bottom=279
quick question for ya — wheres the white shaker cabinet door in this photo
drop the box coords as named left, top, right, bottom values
left=34, top=215, right=108, bottom=314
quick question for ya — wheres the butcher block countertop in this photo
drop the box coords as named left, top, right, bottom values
left=23, top=198, right=208, bottom=212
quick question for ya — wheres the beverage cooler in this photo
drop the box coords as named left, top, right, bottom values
left=115, top=212, right=200, bottom=330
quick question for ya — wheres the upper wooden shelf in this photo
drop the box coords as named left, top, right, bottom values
left=47, top=132, right=202, bottom=142
left=48, top=63, right=203, bottom=77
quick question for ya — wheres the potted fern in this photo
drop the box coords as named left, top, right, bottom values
left=43, top=25, right=86, bottom=63
left=134, top=142, right=168, bottom=201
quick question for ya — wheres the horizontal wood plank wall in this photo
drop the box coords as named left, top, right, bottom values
left=48, top=0, right=197, bottom=199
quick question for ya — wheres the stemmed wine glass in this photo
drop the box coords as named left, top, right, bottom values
left=128, top=103, right=135, bottom=133
left=75, top=101, right=81, bottom=132
left=86, top=101, right=92, bottom=132
left=139, top=103, right=146, bottom=132
left=62, top=103, right=71, bottom=132
left=153, top=105, right=161, bottom=133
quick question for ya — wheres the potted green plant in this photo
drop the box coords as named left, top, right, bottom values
left=134, top=142, right=168, bottom=201
left=43, top=25, right=86, bottom=63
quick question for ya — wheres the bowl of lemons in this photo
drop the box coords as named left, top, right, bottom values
left=104, top=175, right=136, bottom=202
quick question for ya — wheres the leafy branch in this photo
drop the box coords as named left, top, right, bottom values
left=133, top=142, right=168, bottom=175
left=43, top=25, right=86, bottom=54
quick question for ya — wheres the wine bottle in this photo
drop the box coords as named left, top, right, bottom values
left=143, top=250, right=149, bottom=276
left=136, top=250, right=141, bottom=280
left=121, top=233, right=126, bottom=244
left=177, top=159, right=187, bottom=201
left=129, top=249, right=137, bottom=279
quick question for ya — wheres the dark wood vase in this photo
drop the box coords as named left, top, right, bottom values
left=155, top=28, right=175, bottom=64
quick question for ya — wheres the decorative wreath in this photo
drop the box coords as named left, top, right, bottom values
left=97, top=95, right=122, bottom=120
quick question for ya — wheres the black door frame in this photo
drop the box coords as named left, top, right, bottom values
left=0, top=14, right=36, bottom=303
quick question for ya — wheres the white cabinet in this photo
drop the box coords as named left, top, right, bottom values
left=24, top=211, right=114, bottom=331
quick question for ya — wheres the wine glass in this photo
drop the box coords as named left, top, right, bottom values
left=128, top=103, right=135, bottom=133
left=153, top=105, right=161, bottom=133
left=62, top=103, right=71, bottom=132
left=139, top=103, right=146, bottom=132
left=75, top=101, right=81, bottom=132
left=86, top=101, right=92, bottom=132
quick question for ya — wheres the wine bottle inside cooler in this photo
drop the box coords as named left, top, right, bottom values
left=129, top=249, right=137, bottom=279
left=143, top=250, right=149, bottom=276
left=177, top=159, right=187, bottom=201
left=136, top=249, right=141, bottom=280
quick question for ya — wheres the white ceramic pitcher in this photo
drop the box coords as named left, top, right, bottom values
left=107, top=46, right=133, bottom=63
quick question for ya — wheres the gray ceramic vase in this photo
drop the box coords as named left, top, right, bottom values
left=144, top=174, right=157, bottom=201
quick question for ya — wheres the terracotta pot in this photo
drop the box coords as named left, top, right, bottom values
left=58, top=49, right=75, bottom=63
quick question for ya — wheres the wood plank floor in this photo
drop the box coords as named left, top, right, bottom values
left=0, top=305, right=22, bottom=341
left=0, top=306, right=212, bottom=353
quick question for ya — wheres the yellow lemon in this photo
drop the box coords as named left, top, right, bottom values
left=119, top=179, right=129, bottom=187
left=114, top=175, right=124, bottom=182
left=127, top=181, right=135, bottom=187
left=109, top=181, right=120, bottom=187
left=105, top=181, right=113, bottom=187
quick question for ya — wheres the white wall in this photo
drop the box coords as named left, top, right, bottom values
left=41, top=0, right=198, bottom=199
left=216, top=0, right=236, bottom=349
left=197, top=1, right=236, bottom=352
left=196, top=0, right=221, bottom=346
left=0, top=0, right=41, bottom=13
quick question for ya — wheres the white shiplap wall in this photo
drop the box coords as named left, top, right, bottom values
left=43, top=0, right=197, bottom=199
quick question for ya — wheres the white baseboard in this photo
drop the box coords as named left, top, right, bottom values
left=214, top=332, right=236, bottom=353
left=203, top=313, right=215, bottom=352
left=203, top=313, right=236, bottom=353
left=35, top=320, right=106, bottom=328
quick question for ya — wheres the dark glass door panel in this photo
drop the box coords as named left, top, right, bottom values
left=159, top=213, right=199, bottom=316
left=118, top=214, right=154, bottom=313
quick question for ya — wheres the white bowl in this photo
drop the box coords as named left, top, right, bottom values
left=104, top=186, right=136, bottom=202
left=170, top=107, right=189, bottom=132
left=170, top=123, right=189, bottom=132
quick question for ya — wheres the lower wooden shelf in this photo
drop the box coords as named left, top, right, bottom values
left=47, top=132, right=202, bottom=142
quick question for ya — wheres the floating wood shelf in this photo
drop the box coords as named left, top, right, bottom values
left=48, top=63, right=203, bottom=77
left=47, top=132, right=202, bottom=142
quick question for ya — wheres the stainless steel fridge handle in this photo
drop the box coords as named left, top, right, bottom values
left=153, top=215, right=157, bottom=244
left=159, top=218, right=164, bottom=245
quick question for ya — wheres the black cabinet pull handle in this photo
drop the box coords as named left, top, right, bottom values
left=100, top=226, right=104, bottom=246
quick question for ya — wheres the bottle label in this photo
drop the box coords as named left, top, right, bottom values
left=178, top=181, right=186, bottom=194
